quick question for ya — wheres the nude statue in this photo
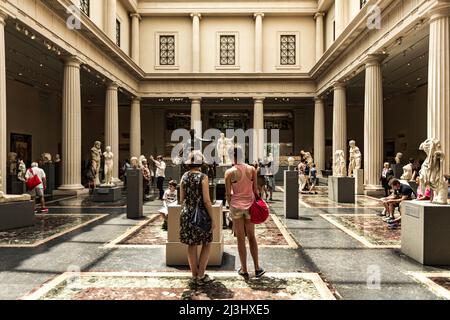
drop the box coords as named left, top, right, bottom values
left=418, top=139, right=448, bottom=204
left=300, top=150, right=314, bottom=166
left=217, top=133, right=234, bottom=165
left=395, top=152, right=403, bottom=164
left=17, top=160, right=26, bottom=182
left=102, top=146, right=114, bottom=186
left=8, top=152, right=17, bottom=176
left=91, top=141, right=102, bottom=185
left=334, top=150, right=346, bottom=177
left=348, top=140, right=362, bottom=177
left=400, top=163, right=413, bottom=181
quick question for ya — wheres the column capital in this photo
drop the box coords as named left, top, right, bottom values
left=63, top=56, right=81, bottom=68
left=132, top=96, right=141, bottom=103
left=332, top=81, right=346, bottom=90
left=253, top=97, right=265, bottom=103
left=253, top=12, right=265, bottom=19
left=314, top=96, right=324, bottom=103
left=0, top=10, right=8, bottom=25
left=189, top=96, right=202, bottom=103
left=364, top=53, right=388, bottom=67
left=428, top=1, right=450, bottom=22
left=190, top=13, right=202, bottom=19
left=130, top=13, right=141, bottom=20
left=106, top=81, right=119, bottom=90
left=314, top=12, right=325, bottom=20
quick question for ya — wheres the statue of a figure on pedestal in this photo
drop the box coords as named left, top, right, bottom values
left=418, top=138, right=448, bottom=204
left=400, top=163, right=413, bottom=181
left=17, top=160, right=26, bottom=182
left=41, top=153, right=52, bottom=164
left=216, top=133, right=234, bottom=165
left=8, top=152, right=17, bottom=176
left=54, top=154, right=61, bottom=163
left=395, top=152, right=403, bottom=164
left=102, top=146, right=114, bottom=186
left=0, top=169, right=31, bottom=203
left=130, top=157, right=140, bottom=169
left=300, top=150, right=313, bottom=166
left=348, top=140, right=362, bottom=177
left=91, top=141, right=102, bottom=185
left=334, top=150, right=346, bottom=177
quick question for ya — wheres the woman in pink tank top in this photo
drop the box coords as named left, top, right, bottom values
left=225, top=146, right=265, bottom=279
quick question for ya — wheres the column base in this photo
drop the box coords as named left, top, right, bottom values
left=54, top=185, right=89, bottom=196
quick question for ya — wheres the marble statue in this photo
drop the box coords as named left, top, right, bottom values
left=0, top=170, right=31, bottom=203
left=400, top=163, right=413, bottom=181
left=139, top=155, right=146, bottom=167
left=91, top=141, right=102, bottom=185
left=17, top=160, right=26, bottom=182
left=216, top=133, right=234, bottom=165
left=348, top=140, right=362, bottom=177
left=395, top=152, right=403, bottom=164
left=418, top=138, right=448, bottom=204
left=334, top=150, right=346, bottom=177
left=8, top=152, right=17, bottom=175
left=54, top=154, right=61, bottom=163
left=41, top=153, right=52, bottom=164
left=102, top=146, right=114, bottom=186
left=300, top=150, right=313, bottom=166
left=130, top=157, right=139, bottom=169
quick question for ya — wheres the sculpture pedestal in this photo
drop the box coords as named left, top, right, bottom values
left=401, top=201, right=450, bottom=265
left=42, top=163, right=55, bottom=195
left=392, top=164, right=403, bottom=179
left=11, top=176, right=26, bottom=195
left=126, top=169, right=143, bottom=219
left=284, top=170, right=299, bottom=219
left=216, top=165, right=231, bottom=179
left=166, top=201, right=224, bottom=266
left=328, top=176, right=355, bottom=203
left=0, top=200, right=34, bottom=231
left=354, top=169, right=364, bottom=195
left=92, top=186, right=121, bottom=202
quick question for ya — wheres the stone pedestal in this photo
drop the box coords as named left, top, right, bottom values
left=11, top=176, right=26, bottom=195
left=328, top=176, right=355, bottom=203
left=126, top=169, right=143, bottom=219
left=42, top=163, right=55, bottom=195
left=55, top=162, right=62, bottom=188
left=284, top=170, right=299, bottom=219
left=216, top=165, right=231, bottom=179
left=215, top=179, right=226, bottom=206
left=392, top=164, right=403, bottom=179
left=354, top=169, right=364, bottom=195
left=0, top=200, right=34, bottom=231
left=92, top=186, right=121, bottom=202
left=401, top=201, right=450, bottom=265
left=166, top=201, right=224, bottom=266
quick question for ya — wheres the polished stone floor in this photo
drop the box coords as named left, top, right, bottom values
left=1, top=188, right=449, bottom=300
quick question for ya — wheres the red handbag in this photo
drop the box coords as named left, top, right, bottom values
left=26, top=168, right=42, bottom=191
left=249, top=196, right=269, bottom=224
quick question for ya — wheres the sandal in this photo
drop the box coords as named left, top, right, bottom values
left=188, top=277, right=198, bottom=287
left=238, top=268, right=249, bottom=279
left=197, top=274, right=215, bottom=285
left=255, top=268, right=266, bottom=278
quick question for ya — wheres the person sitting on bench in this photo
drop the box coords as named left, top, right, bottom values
left=383, top=179, right=414, bottom=229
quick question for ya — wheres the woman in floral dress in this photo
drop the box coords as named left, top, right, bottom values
left=179, top=151, right=216, bottom=286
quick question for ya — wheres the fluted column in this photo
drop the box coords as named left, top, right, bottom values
left=59, top=56, right=84, bottom=191
left=314, top=97, right=325, bottom=174
left=130, top=97, right=141, bottom=159
left=253, top=97, right=265, bottom=162
left=190, top=97, right=202, bottom=136
left=364, top=55, right=385, bottom=190
left=254, top=13, right=264, bottom=73
left=106, top=0, right=117, bottom=41
left=335, top=0, right=345, bottom=38
left=0, top=13, right=7, bottom=193
left=105, top=83, right=119, bottom=181
left=130, top=13, right=141, bottom=64
left=314, top=12, right=325, bottom=61
left=332, top=82, right=347, bottom=176
left=428, top=5, right=450, bottom=174
left=191, top=13, right=201, bottom=73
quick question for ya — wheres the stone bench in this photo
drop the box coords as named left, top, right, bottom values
left=0, top=200, right=35, bottom=231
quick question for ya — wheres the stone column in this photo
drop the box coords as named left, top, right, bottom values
left=130, top=13, right=141, bottom=64
left=130, top=97, right=141, bottom=159
left=364, top=55, right=385, bottom=190
left=0, top=12, right=6, bottom=193
left=254, top=13, right=264, bottom=73
left=106, top=0, right=117, bottom=41
left=59, top=56, right=84, bottom=191
left=190, top=97, right=202, bottom=136
left=191, top=13, right=201, bottom=73
left=253, top=97, right=265, bottom=162
left=314, top=97, right=326, bottom=174
left=335, top=0, right=345, bottom=38
left=428, top=5, right=450, bottom=174
left=332, top=82, right=347, bottom=176
left=105, top=82, right=119, bottom=181
left=314, top=12, right=325, bottom=61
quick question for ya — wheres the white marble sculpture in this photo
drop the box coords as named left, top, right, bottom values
left=8, top=152, right=17, bottom=175
left=91, top=141, right=102, bottom=185
left=54, top=154, right=61, bottom=163
left=17, top=160, right=26, bottom=182
left=0, top=170, right=31, bottom=203
left=418, top=138, right=448, bottom=204
left=102, top=146, right=114, bottom=186
left=334, top=150, right=347, bottom=177
left=217, top=133, right=234, bottom=165
left=400, top=163, right=413, bottom=181
left=395, top=152, right=403, bottom=164
left=130, top=157, right=140, bottom=169
left=348, top=140, right=362, bottom=177
left=300, top=150, right=314, bottom=166
left=41, top=153, right=52, bottom=164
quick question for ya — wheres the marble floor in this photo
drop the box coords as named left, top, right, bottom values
left=1, top=188, right=449, bottom=300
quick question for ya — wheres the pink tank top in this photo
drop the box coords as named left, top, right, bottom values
left=230, top=164, right=255, bottom=210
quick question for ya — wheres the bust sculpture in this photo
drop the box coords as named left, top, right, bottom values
left=300, top=150, right=314, bottom=166
left=395, top=152, right=403, bottom=164
left=130, top=157, right=140, bottom=169
left=400, top=163, right=413, bottom=181
left=17, top=160, right=26, bottom=182
left=418, top=138, right=448, bottom=204
left=91, top=141, right=102, bottom=185
left=41, top=153, right=52, bottom=164
left=348, top=140, right=362, bottom=177
left=54, top=154, right=61, bottom=163
left=8, top=152, right=17, bottom=175
left=334, top=150, right=346, bottom=177
left=0, top=170, right=31, bottom=203
left=102, top=146, right=114, bottom=186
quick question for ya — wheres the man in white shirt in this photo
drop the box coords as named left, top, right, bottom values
left=25, top=162, right=47, bottom=212
left=151, top=155, right=166, bottom=200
